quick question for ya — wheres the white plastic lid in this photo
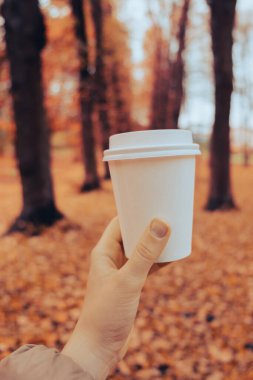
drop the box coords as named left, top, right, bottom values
left=103, top=130, right=201, bottom=161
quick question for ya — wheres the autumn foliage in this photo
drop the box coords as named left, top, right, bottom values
left=1, top=156, right=253, bottom=379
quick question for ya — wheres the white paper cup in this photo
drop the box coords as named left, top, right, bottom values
left=103, top=130, right=200, bottom=263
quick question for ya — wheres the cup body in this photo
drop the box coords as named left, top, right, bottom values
left=103, top=130, right=200, bottom=263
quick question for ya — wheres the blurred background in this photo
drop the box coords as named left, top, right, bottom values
left=0, top=0, right=253, bottom=379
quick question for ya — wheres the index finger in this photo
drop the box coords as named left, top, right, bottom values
left=95, top=216, right=122, bottom=253
left=92, top=217, right=126, bottom=269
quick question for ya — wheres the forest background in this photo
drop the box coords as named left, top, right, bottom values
left=0, top=0, right=253, bottom=379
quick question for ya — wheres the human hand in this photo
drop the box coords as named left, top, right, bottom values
left=62, top=217, right=170, bottom=380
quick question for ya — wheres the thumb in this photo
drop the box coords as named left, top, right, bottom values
left=122, top=218, right=170, bottom=282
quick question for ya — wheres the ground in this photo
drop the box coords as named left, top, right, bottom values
left=0, top=152, right=253, bottom=379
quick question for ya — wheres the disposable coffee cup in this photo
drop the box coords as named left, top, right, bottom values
left=103, top=130, right=200, bottom=263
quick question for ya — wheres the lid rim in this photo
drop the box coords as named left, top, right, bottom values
left=104, top=143, right=199, bottom=157
left=103, top=149, right=201, bottom=162
left=104, top=144, right=199, bottom=158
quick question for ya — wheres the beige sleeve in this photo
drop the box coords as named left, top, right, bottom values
left=0, top=344, right=94, bottom=380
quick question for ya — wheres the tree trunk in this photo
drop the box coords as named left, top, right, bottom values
left=70, top=0, right=100, bottom=192
left=2, top=0, right=63, bottom=234
left=150, top=33, right=169, bottom=130
left=111, top=60, right=131, bottom=134
left=243, top=147, right=250, bottom=167
left=167, top=0, right=190, bottom=129
left=205, top=0, right=237, bottom=211
left=90, top=0, right=111, bottom=179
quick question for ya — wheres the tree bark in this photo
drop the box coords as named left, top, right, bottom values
left=90, top=0, right=111, bottom=179
left=149, top=0, right=190, bottom=131
left=205, top=0, right=237, bottom=210
left=167, top=0, right=190, bottom=129
left=70, top=0, right=100, bottom=192
left=111, top=60, right=131, bottom=134
left=2, top=0, right=63, bottom=234
left=150, top=32, right=169, bottom=130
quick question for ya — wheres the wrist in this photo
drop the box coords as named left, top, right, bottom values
left=62, top=329, right=116, bottom=380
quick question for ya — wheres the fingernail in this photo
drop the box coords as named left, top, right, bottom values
left=150, top=218, right=169, bottom=239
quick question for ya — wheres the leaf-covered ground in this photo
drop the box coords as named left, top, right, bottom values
left=1, top=154, right=253, bottom=379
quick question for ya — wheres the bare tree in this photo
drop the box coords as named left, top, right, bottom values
left=205, top=0, right=237, bottom=210
left=103, top=4, right=132, bottom=134
left=110, top=59, right=132, bottom=133
left=167, top=0, right=191, bottom=129
left=90, top=0, right=111, bottom=179
left=150, top=26, right=169, bottom=130
left=2, top=0, right=63, bottom=233
left=148, top=0, right=191, bottom=130
left=70, top=0, right=100, bottom=192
